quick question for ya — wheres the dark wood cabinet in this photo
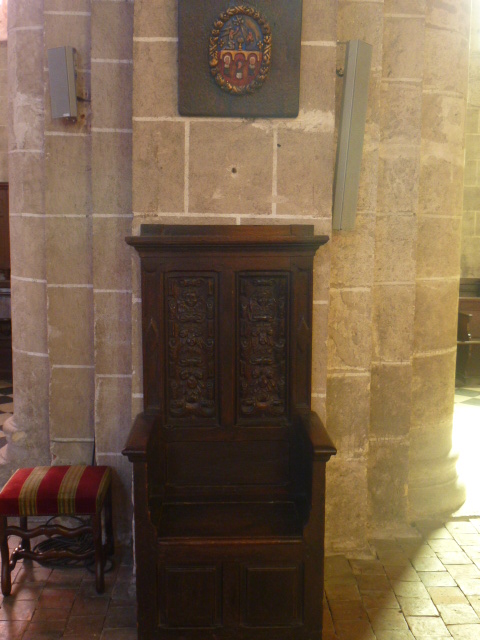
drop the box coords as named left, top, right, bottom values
left=123, top=225, right=336, bottom=639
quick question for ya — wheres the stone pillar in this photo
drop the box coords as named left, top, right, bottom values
left=326, top=0, right=383, bottom=554
left=91, top=0, right=134, bottom=542
left=462, top=0, right=480, bottom=277
left=368, top=3, right=424, bottom=533
left=44, top=1, right=95, bottom=466
left=0, top=35, right=7, bottom=181
left=408, top=0, right=470, bottom=520
left=1, top=0, right=51, bottom=477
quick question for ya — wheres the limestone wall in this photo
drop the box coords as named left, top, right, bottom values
left=0, top=39, right=7, bottom=182
left=4, top=0, right=134, bottom=542
left=5, top=0, right=470, bottom=550
left=462, top=0, right=480, bottom=278
left=326, top=0, right=469, bottom=553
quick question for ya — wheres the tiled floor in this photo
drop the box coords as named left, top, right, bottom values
left=323, top=519, right=480, bottom=639
left=0, top=546, right=137, bottom=640
left=0, top=380, right=479, bottom=638
left=454, top=386, right=480, bottom=407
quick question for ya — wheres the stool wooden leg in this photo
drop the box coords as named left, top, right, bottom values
left=19, top=516, right=31, bottom=552
left=104, top=484, right=114, bottom=557
left=92, top=514, right=104, bottom=594
left=0, top=516, right=11, bottom=596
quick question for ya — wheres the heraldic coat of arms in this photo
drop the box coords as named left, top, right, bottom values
left=209, top=5, right=272, bottom=95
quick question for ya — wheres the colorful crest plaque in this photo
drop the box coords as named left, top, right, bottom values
left=178, top=0, right=303, bottom=118
left=209, top=6, right=272, bottom=95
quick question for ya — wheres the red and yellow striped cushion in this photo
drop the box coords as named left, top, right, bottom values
left=0, top=466, right=111, bottom=516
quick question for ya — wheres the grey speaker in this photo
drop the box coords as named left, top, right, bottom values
left=332, top=40, right=372, bottom=231
left=47, top=46, right=78, bottom=119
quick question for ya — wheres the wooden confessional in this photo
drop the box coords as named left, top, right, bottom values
left=123, top=225, right=336, bottom=639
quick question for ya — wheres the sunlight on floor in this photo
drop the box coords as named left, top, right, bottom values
left=453, top=387, right=480, bottom=517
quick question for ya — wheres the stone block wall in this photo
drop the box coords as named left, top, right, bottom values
left=130, top=0, right=338, bottom=427
left=4, top=0, right=134, bottom=542
left=0, top=39, right=7, bottom=182
left=462, top=0, right=480, bottom=278
left=4, top=0, right=470, bottom=551
left=326, top=0, right=469, bottom=553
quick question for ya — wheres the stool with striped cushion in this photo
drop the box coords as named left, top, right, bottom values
left=0, top=465, right=113, bottom=595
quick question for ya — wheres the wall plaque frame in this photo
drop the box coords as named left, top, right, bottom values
left=178, top=0, right=303, bottom=118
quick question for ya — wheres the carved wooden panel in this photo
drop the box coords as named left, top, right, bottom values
left=166, top=275, right=217, bottom=423
left=238, top=274, right=289, bottom=421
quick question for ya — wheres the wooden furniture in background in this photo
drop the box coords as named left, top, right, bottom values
left=456, top=278, right=480, bottom=385
left=123, top=225, right=336, bottom=639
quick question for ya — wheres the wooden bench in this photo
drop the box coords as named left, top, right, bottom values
left=456, top=280, right=480, bottom=385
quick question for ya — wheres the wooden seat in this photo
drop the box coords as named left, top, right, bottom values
left=154, top=501, right=304, bottom=540
left=457, top=282, right=480, bottom=385
left=123, top=225, right=336, bottom=639
left=0, top=465, right=113, bottom=595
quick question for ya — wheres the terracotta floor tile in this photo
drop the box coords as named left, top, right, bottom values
left=411, top=556, right=446, bottom=572
left=362, top=591, right=400, bottom=610
left=335, top=619, right=375, bottom=639
left=447, top=623, right=480, bottom=639
left=406, top=615, right=451, bottom=637
left=428, top=586, right=469, bottom=605
left=0, top=620, right=29, bottom=639
left=384, top=565, right=419, bottom=582
left=24, top=619, right=66, bottom=633
left=46, top=569, right=86, bottom=588
left=418, top=571, right=456, bottom=587
left=70, top=594, right=110, bottom=616
left=429, top=539, right=464, bottom=554
left=447, top=564, right=480, bottom=580
left=397, top=596, right=439, bottom=617
left=100, top=631, right=138, bottom=640
left=357, top=573, right=391, bottom=592
left=374, top=631, right=415, bottom=640
left=7, top=583, right=44, bottom=600
left=467, top=594, right=480, bottom=614
left=325, top=583, right=362, bottom=602
left=367, top=608, right=409, bottom=632
left=37, top=587, right=76, bottom=609
left=329, top=599, right=369, bottom=622
left=21, top=629, right=63, bottom=640
left=421, top=527, right=452, bottom=540
left=0, top=598, right=37, bottom=621
left=325, top=555, right=354, bottom=579
left=408, top=545, right=437, bottom=559
left=391, top=581, right=430, bottom=599
left=456, top=579, right=480, bottom=596
left=14, top=564, right=52, bottom=580
left=437, top=603, right=480, bottom=625
left=438, top=552, right=473, bottom=565
left=446, top=522, right=478, bottom=535
left=31, top=608, right=69, bottom=622
left=350, top=558, right=386, bottom=575
left=64, top=614, right=106, bottom=637
left=453, top=534, right=480, bottom=547
left=103, top=604, right=137, bottom=629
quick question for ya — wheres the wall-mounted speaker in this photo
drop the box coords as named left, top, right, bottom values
left=47, top=46, right=78, bottom=120
left=332, top=40, right=372, bottom=231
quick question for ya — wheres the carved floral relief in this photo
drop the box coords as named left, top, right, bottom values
left=238, top=275, right=288, bottom=419
left=166, top=276, right=216, bottom=421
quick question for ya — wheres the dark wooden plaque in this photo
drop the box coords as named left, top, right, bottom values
left=178, top=0, right=303, bottom=118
